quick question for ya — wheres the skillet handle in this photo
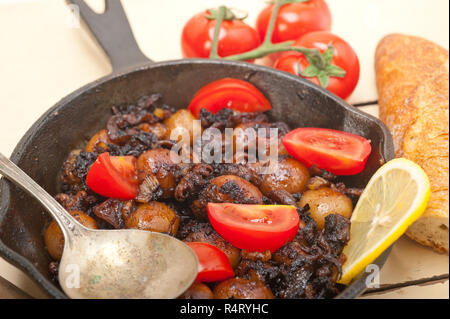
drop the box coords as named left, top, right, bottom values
left=68, top=0, right=152, bottom=71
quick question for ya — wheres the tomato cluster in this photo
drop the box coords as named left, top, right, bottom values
left=181, top=0, right=360, bottom=100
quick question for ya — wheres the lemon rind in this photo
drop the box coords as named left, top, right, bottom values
left=338, top=158, right=431, bottom=285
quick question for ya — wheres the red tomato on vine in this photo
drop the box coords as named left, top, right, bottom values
left=181, top=7, right=261, bottom=59
left=256, top=0, right=332, bottom=63
left=256, top=0, right=332, bottom=43
left=274, top=31, right=360, bottom=100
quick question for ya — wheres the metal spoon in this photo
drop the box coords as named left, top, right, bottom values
left=0, top=153, right=198, bottom=299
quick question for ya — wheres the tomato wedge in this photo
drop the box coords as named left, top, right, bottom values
left=86, top=152, right=138, bottom=200
left=282, top=128, right=372, bottom=176
left=188, top=78, right=272, bottom=118
left=186, top=242, right=234, bottom=283
left=207, top=203, right=299, bottom=253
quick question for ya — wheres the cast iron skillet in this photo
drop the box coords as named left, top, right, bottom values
left=0, top=0, right=394, bottom=299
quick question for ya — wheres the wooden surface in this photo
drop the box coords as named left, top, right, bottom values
left=0, top=276, right=31, bottom=299
left=0, top=0, right=448, bottom=299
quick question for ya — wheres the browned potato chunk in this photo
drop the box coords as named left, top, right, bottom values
left=125, top=201, right=179, bottom=235
left=85, top=129, right=111, bottom=152
left=298, top=187, right=353, bottom=229
left=211, top=175, right=263, bottom=203
left=165, top=109, right=201, bottom=144
left=191, top=174, right=264, bottom=220
left=137, top=149, right=180, bottom=199
left=233, top=122, right=260, bottom=153
left=138, top=122, right=168, bottom=140
left=233, top=122, right=288, bottom=157
left=179, top=282, right=214, bottom=299
left=45, top=211, right=98, bottom=261
left=213, top=278, right=274, bottom=299
left=61, top=149, right=82, bottom=187
left=259, top=157, right=310, bottom=196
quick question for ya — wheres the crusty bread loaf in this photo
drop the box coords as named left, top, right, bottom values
left=375, top=34, right=449, bottom=254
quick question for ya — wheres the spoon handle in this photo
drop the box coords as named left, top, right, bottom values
left=0, top=152, right=82, bottom=239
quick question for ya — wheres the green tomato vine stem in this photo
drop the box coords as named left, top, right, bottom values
left=207, top=0, right=345, bottom=88
left=209, top=5, right=227, bottom=59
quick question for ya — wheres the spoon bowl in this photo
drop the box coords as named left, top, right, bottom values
left=59, top=226, right=198, bottom=299
left=0, top=152, right=198, bottom=299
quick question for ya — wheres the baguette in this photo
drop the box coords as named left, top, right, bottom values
left=375, top=34, right=449, bottom=254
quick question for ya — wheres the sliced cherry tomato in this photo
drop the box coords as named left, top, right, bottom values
left=274, top=31, right=360, bottom=100
left=186, top=242, right=234, bottom=283
left=256, top=0, right=332, bottom=64
left=188, top=78, right=272, bottom=118
left=181, top=9, right=260, bottom=59
left=282, top=128, right=372, bottom=175
left=86, top=152, right=138, bottom=200
left=207, top=203, right=299, bottom=253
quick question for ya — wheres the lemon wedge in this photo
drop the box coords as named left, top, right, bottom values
left=338, top=158, right=430, bottom=285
